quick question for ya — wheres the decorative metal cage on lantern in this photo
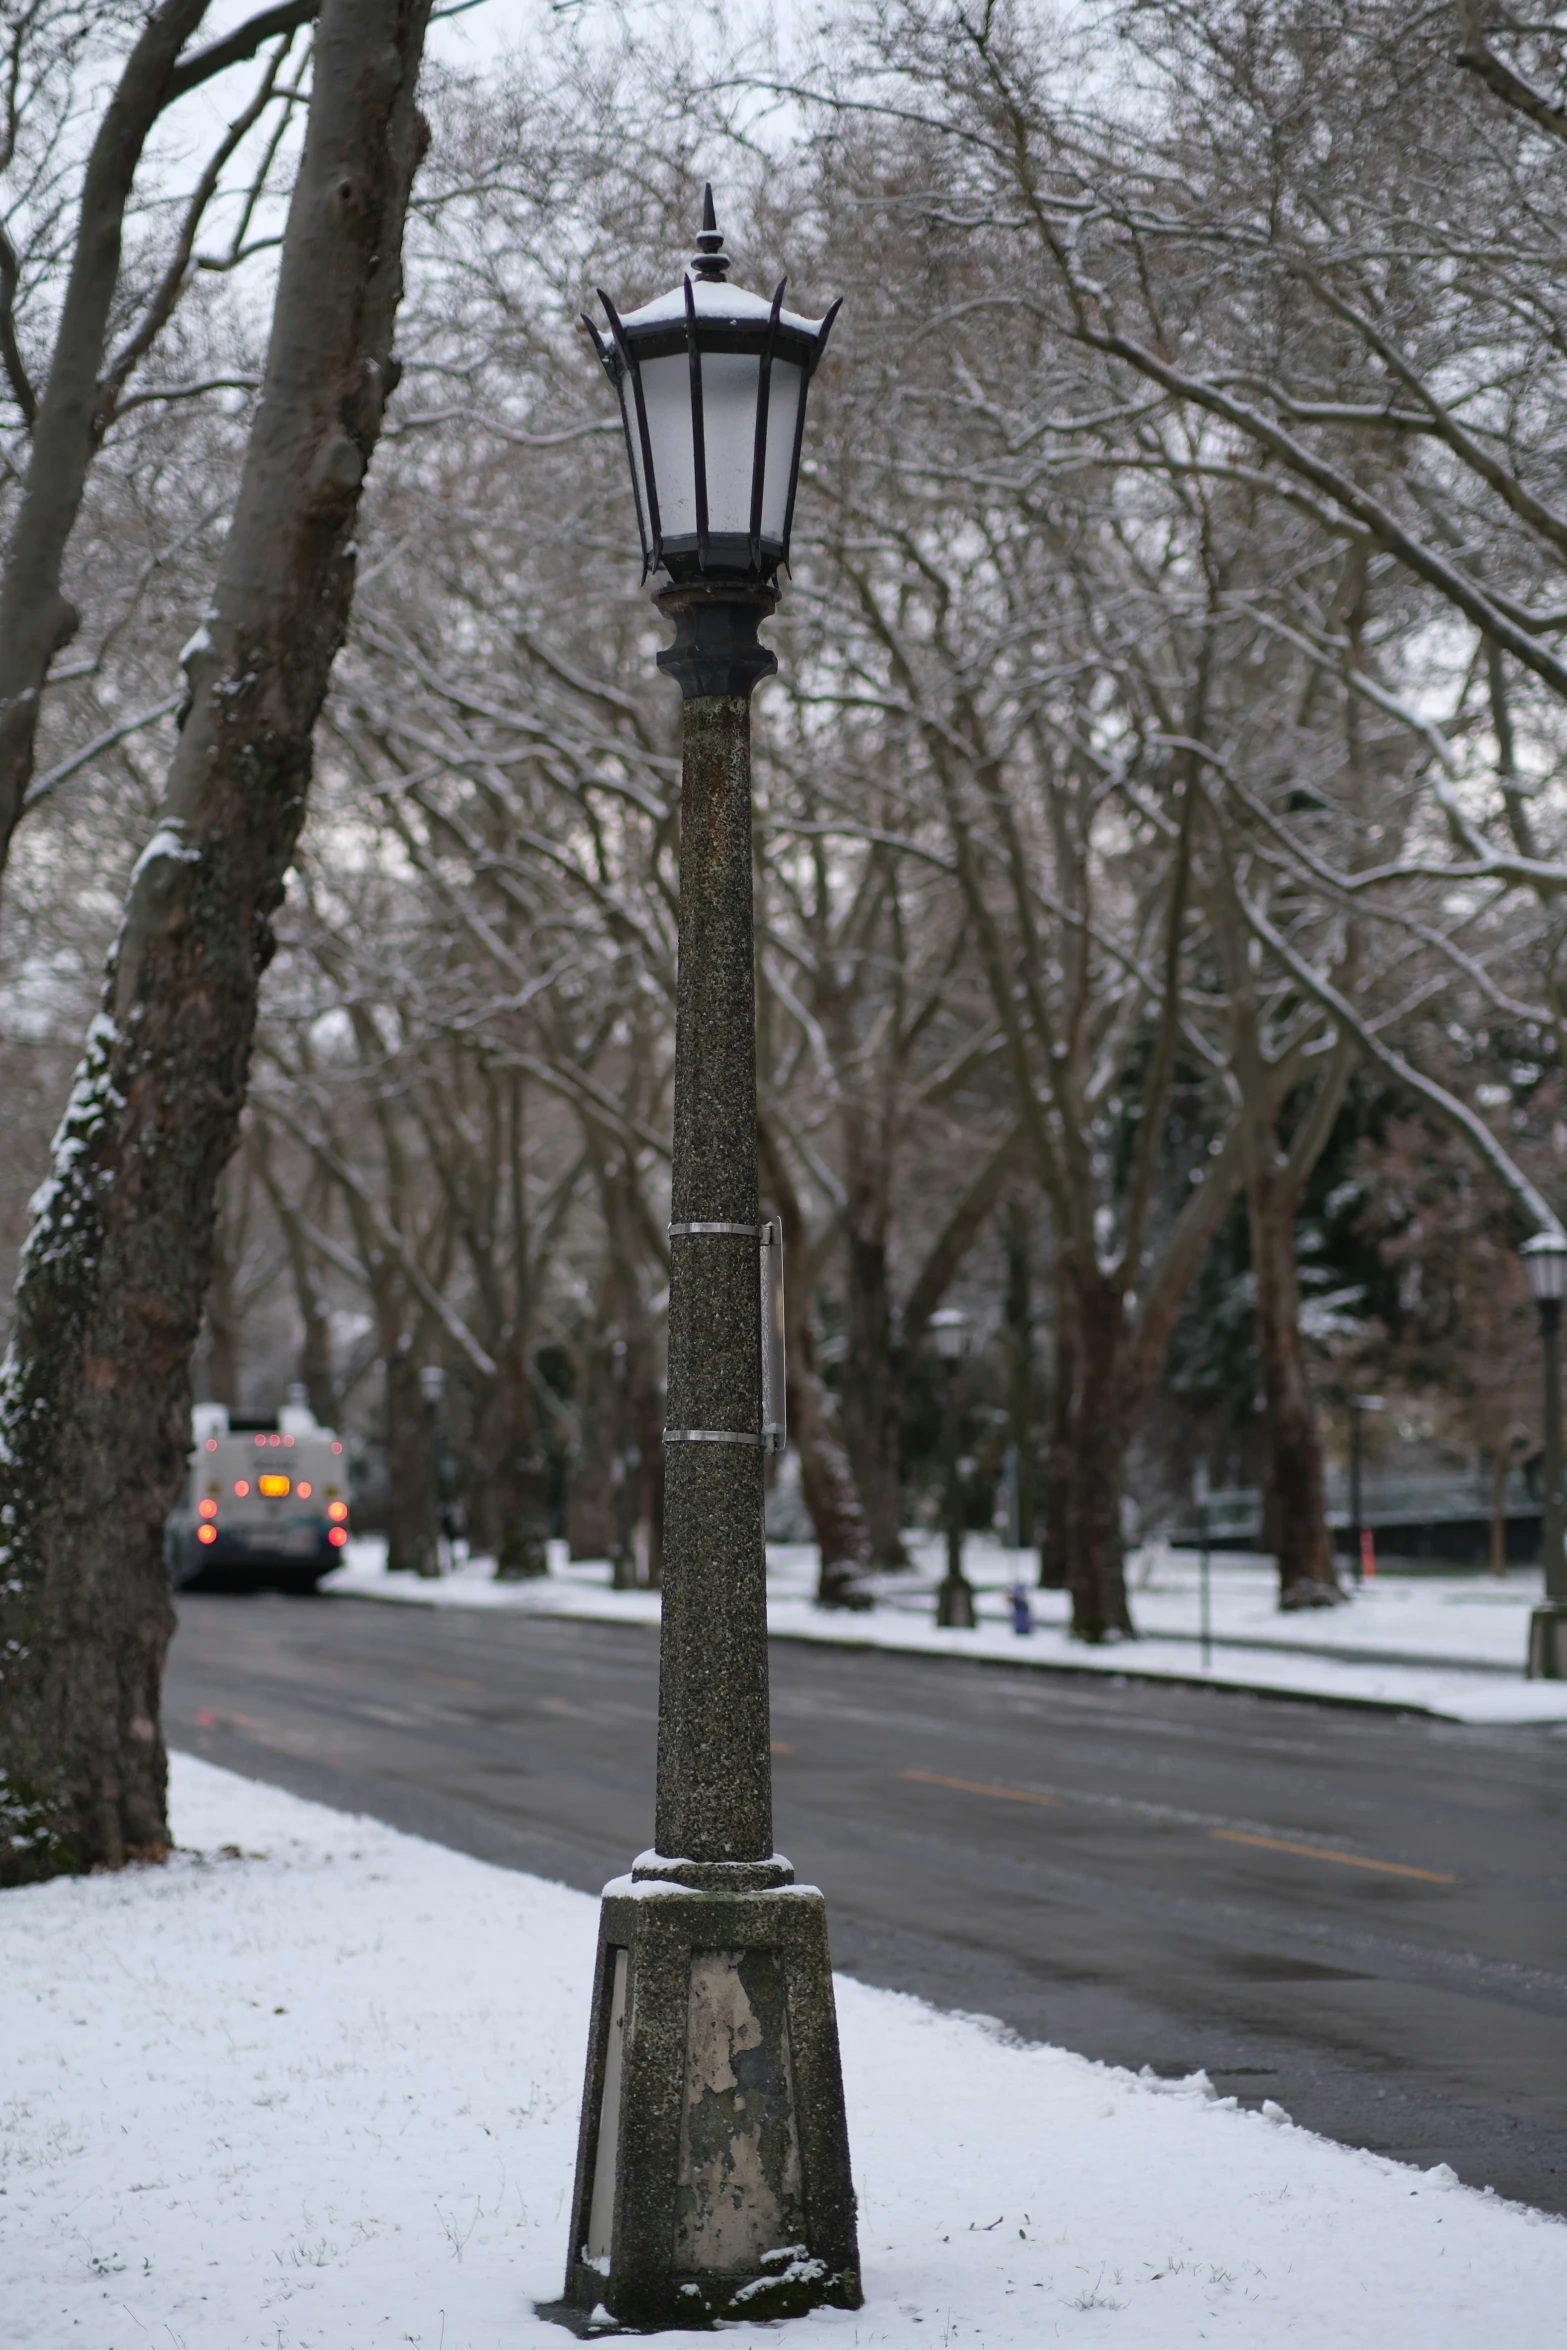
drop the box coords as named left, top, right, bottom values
left=584, top=187, right=840, bottom=587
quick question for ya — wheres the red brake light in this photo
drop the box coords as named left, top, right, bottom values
left=331, top=1441, right=342, bottom=1455
left=296, top=1480, right=312, bottom=1499
left=199, top=1499, right=217, bottom=1520
left=328, top=1526, right=348, bottom=1547
left=205, top=1437, right=218, bottom=1452
left=197, top=1524, right=218, bottom=1546
left=233, top=1480, right=249, bottom=1497
left=328, top=1500, right=348, bottom=1522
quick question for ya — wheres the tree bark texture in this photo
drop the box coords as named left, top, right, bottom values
left=1249, top=1179, right=1339, bottom=1606
left=1057, top=1262, right=1135, bottom=1641
left=0, top=0, right=432, bottom=1885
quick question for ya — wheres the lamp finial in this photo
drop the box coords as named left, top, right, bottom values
left=692, top=182, right=728, bottom=281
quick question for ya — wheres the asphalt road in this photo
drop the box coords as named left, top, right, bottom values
left=165, top=1592, right=1567, bottom=2214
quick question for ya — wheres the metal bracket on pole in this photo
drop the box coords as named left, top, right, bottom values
left=759, top=1216, right=786, bottom=1454
left=665, top=1217, right=787, bottom=1455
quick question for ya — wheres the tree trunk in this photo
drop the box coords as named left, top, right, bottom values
left=1038, top=1259, right=1075, bottom=1589
left=1004, top=1196, right=1037, bottom=1549
left=492, top=1404, right=549, bottom=1581
left=0, top=0, right=432, bottom=1887
left=1250, top=1181, right=1341, bottom=1608
left=1061, top=1265, right=1135, bottom=1641
left=842, top=1231, right=906, bottom=1565
left=384, top=1345, right=437, bottom=1576
left=201, top=1190, right=242, bottom=1408
left=759, top=1116, right=875, bottom=1603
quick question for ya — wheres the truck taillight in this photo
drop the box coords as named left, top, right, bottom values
left=328, top=1526, right=348, bottom=1547
left=197, top=1524, right=217, bottom=1546
left=199, top=1499, right=217, bottom=1520
left=328, top=1501, right=348, bottom=1522
left=234, top=1480, right=250, bottom=1497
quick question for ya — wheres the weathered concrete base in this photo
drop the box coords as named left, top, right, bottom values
left=1527, top=1601, right=1567, bottom=1679
left=563, top=1864, right=861, bottom=2330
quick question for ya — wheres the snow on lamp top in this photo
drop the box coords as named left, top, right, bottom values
left=584, top=185, right=840, bottom=587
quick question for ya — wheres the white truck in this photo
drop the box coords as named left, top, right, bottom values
left=167, top=1393, right=351, bottom=1593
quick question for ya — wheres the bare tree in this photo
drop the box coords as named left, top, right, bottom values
left=0, top=0, right=433, bottom=1885
left=0, top=0, right=316, bottom=894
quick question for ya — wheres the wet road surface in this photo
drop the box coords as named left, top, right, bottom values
left=165, top=1591, right=1567, bottom=2214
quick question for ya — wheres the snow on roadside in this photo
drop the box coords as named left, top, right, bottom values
left=321, top=1538, right=1567, bottom=1726
left=2, top=1754, right=1562, bottom=2348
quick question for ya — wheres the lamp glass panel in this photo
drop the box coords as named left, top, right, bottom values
left=617, top=376, right=652, bottom=557
left=760, top=360, right=803, bottom=540
left=638, top=353, right=697, bottom=538
left=696, top=350, right=760, bottom=533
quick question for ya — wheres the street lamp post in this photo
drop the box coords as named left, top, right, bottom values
left=930, top=1307, right=977, bottom=1630
left=418, top=1362, right=445, bottom=1580
left=1522, top=1233, right=1567, bottom=1678
left=1348, top=1394, right=1385, bottom=1587
left=561, top=192, right=858, bottom=2330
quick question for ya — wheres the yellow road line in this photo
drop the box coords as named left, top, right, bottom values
left=902, top=1768, right=1059, bottom=1808
left=900, top=1768, right=1454, bottom=1881
left=1210, top=1828, right=1455, bottom=1884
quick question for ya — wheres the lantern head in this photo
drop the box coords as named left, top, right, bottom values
left=584, top=185, right=840, bottom=588
left=930, top=1307, right=970, bottom=1366
left=1523, top=1230, right=1567, bottom=1305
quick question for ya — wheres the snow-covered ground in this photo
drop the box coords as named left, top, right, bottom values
left=322, top=1535, right=1567, bottom=1726
left=4, top=1753, right=1562, bottom=2348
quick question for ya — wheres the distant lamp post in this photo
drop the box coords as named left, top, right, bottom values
left=1348, top=1395, right=1385, bottom=1588
left=1522, top=1232, right=1567, bottom=1677
left=418, top=1364, right=445, bottom=1580
left=561, top=193, right=858, bottom=2329
left=930, top=1307, right=977, bottom=1630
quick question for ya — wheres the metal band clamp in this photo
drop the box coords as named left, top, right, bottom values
left=662, top=1218, right=789, bottom=1456
left=664, top=1427, right=765, bottom=1446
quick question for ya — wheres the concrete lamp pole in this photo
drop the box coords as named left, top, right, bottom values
left=1522, top=1233, right=1567, bottom=1678
left=561, top=191, right=860, bottom=2330
left=930, top=1307, right=977, bottom=1630
left=1347, top=1394, right=1385, bottom=1588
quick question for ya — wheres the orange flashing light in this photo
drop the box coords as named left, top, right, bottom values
left=258, top=1473, right=291, bottom=1498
